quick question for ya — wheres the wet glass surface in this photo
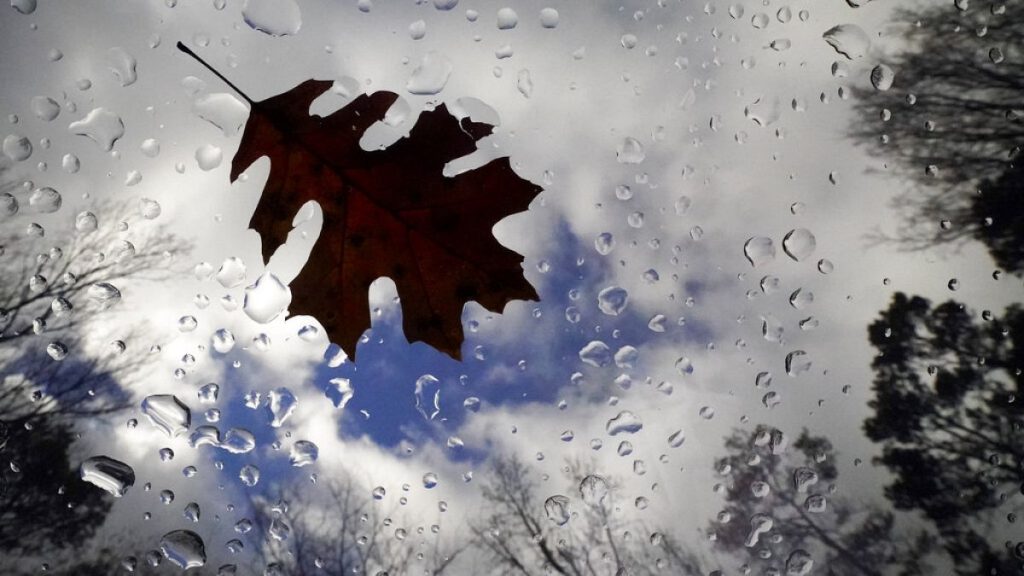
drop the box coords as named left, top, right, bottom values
left=0, top=0, right=1022, bottom=574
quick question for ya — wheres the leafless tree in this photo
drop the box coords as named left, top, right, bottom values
left=471, top=455, right=706, bottom=576
left=248, top=474, right=463, bottom=575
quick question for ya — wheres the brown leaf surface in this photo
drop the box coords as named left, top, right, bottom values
left=230, top=80, right=540, bottom=359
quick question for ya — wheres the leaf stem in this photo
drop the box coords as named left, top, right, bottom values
left=175, top=41, right=254, bottom=104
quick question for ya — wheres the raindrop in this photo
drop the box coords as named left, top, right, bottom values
left=785, top=350, right=811, bottom=376
left=496, top=7, right=518, bottom=29
left=616, top=137, right=645, bottom=164
left=289, top=440, right=318, bottom=467
left=242, top=0, right=302, bottom=36
left=579, top=475, right=609, bottom=507
left=106, top=47, right=138, bottom=87
left=68, top=108, right=125, bottom=151
left=80, top=456, right=135, bottom=497
left=578, top=340, right=612, bottom=367
left=160, top=530, right=206, bottom=569
left=539, top=8, right=559, bottom=28
left=414, top=375, right=441, bottom=420
left=870, top=64, right=895, bottom=91
left=407, top=52, right=453, bottom=95
left=782, top=228, right=816, bottom=261
left=212, top=329, right=236, bottom=353
left=30, top=97, right=60, bottom=121
left=597, top=286, right=629, bottom=316
left=141, top=395, right=191, bottom=437
left=192, top=93, right=249, bottom=137
left=88, top=283, right=121, bottom=309
left=195, top=144, right=223, bottom=171
left=823, top=24, right=870, bottom=59
left=3, top=134, right=32, bottom=161
left=544, top=495, right=570, bottom=525
left=267, top=387, right=297, bottom=428
left=215, top=257, right=247, bottom=288
left=744, top=237, right=776, bottom=267
left=606, top=411, right=643, bottom=435
left=238, top=464, right=260, bottom=487
left=28, top=187, right=61, bottom=213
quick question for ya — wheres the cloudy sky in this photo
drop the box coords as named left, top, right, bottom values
left=0, top=0, right=1020, bottom=574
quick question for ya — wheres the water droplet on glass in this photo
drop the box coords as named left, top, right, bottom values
left=80, top=456, right=135, bottom=497
left=88, top=283, right=121, bottom=309
left=212, top=329, right=236, bottom=353
left=30, top=96, right=60, bottom=121
left=75, top=211, right=98, bottom=233
left=539, top=8, right=559, bottom=28
left=782, top=228, right=816, bottom=261
left=140, top=198, right=162, bottom=219
left=578, top=340, right=612, bottom=367
left=46, top=341, right=68, bottom=361
left=744, top=237, right=776, bottom=267
left=785, top=350, right=811, bottom=376
left=267, top=387, right=297, bottom=428
left=141, top=395, right=191, bottom=437
left=870, top=64, right=895, bottom=91
left=242, top=0, right=301, bottom=36
left=106, top=47, right=138, bottom=87
left=579, top=475, right=608, bottom=507
left=195, top=144, right=223, bottom=171
left=290, top=440, right=319, bottom=467
left=516, top=69, right=533, bottom=98
left=192, top=93, right=249, bottom=137
left=597, top=286, right=629, bottom=316
left=594, top=232, right=615, bottom=255
left=11, top=0, right=36, bottom=14
left=215, top=257, right=247, bottom=288
left=160, top=530, right=206, bottom=569
left=496, top=7, right=518, bottom=29
left=68, top=108, right=124, bottom=151
left=406, top=52, right=453, bottom=95
left=28, top=187, right=61, bottom=213
left=544, top=495, right=570, bottom=525
left=2, top=134, right=32, bottom=161
left=606, top=410, right=643, bottom=435
left=786, top=550, right=814, bottom=576
left=238, top=464, right=260, bottom=486
left=415, top=375, right=441, bottom=420
left=822, top=24, right=870, bottom=59
left=616, top=137, right=645, bottom=164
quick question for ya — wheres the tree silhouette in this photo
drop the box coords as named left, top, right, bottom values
left=849, top=2, right=1024, bottom=272
left=708, top=425, right=932, bottom=576
left=865, top=292, right=1024, bottom=574
left=471, top=455, right=704, bottom=576
left=0, top=179, right=190, bottom=573
left=248, top=474, right=463, bottom=575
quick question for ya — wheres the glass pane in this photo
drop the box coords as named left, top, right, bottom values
left=1, top=0, right=1021, bottom=574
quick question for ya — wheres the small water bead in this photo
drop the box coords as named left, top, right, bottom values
left=496, top=7, right=518, bottom=29
left=782, top=228, right=816, bottom=261
left=195, top=144, right=223, bottom=171
left=948, top=278, right=960, bottom=291
left=595, top=232, right=615, bottom=255
left=539, top=7, right=558, bottom=28
left=159, top=530, right=206, bottom=569
left=597, top=286, right=629, bottom=316
left=46, top=341, right=68, bottom=361
left=28, top=187, right=61, bottom=213
left=238, top=464, right=260, bottom=487
left=616, top=137, right=645, bottom=164
left=823, top=24, right=870, bottom=60
left=744, top=237, right=776, bottom=267
left=75, top=211, right=98, bottom=233
left=242, top=0, right=302, bottom=36
left=80, top=456, right=135, bottom=497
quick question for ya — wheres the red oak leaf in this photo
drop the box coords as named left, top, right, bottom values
left=179, top=43, right=540, bottom=359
